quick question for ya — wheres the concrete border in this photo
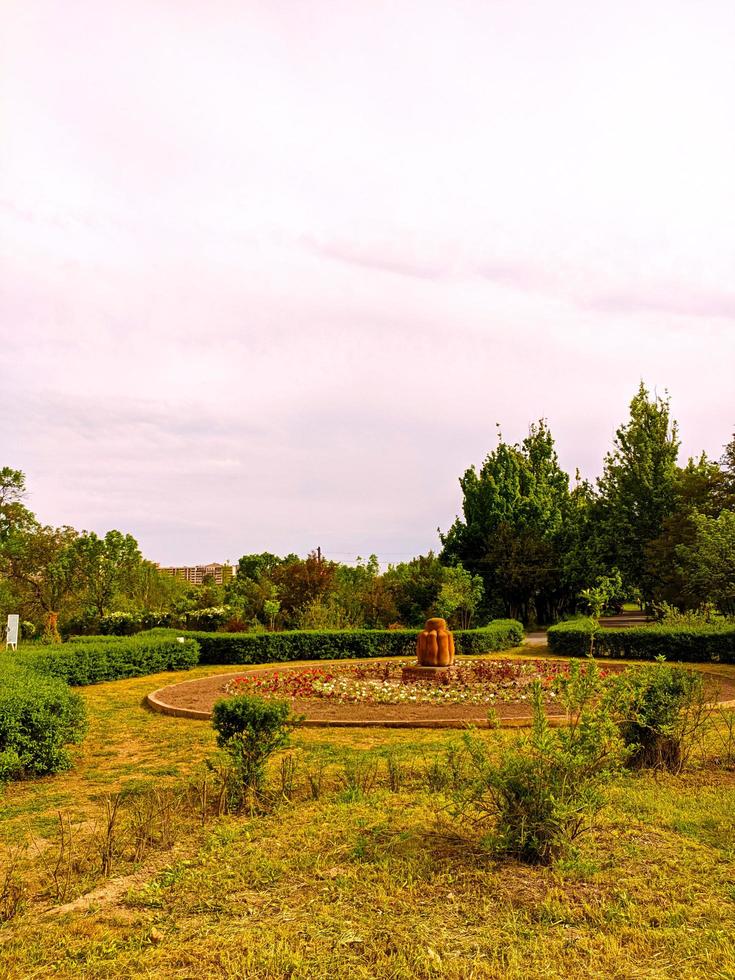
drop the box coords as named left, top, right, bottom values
left=146, top=661, right=735, bottom=730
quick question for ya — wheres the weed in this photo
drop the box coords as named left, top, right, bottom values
left=452, top=660, right=628, bottom=864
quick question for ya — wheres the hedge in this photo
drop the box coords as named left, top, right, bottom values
left=15, top=635, right=200, bottom=686
left=65, top=635, right=129, bottom=644
left=163, top=619, right=525, bottom=666
left=547, top=618, right=735, bottom=662
left=0, top=661, right=87, bottom=781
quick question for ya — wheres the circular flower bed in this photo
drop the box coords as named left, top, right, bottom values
left=224, top=658, right=594, bottom=707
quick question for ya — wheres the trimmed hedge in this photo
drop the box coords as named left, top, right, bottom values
left=65, top=635, right=129, bottom=644
left=0, top=661, right=87, bottom=781
left=165, top=619, right=524, bottom=666
left=547, top=618, right=735, bottom=662
left=16, top=635, right=200, bottom=686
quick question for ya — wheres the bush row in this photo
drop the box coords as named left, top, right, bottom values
left=0, top=661, right=87, bottom=781
left=65, top=634, right=129, bottom=644
left=16, top=635, right=200, bottom=686
left=1, top=635, right=200, bottom=784
left=169, top=619, right=525, bottom=666
left=547, top=619, right=735, bottom=662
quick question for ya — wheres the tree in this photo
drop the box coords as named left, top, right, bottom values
left=234, top=553, right=286, bottom=583
left=645, top=455, right=727, bottom=608
left=435, top=564, right=484, bottom=629
left=597, top=383, right=680, bottom=602
left=0, top=467, right=35, bottom=543
left=676, top=511, right=735, bottom=615
left=332, top=556, right=397, bottom=628
left=1, top=524, right=79, bottom=622
left=441, top=421, right=573, bottom=624
left=68, top=530, right=143, bottom=618
left=271, top=551, right=336, bottom=625
left=722, top=431, right=735, bottom=484
left=262, top=598, right=281, bottom=631
left=383, top=553, right=446, bottom=626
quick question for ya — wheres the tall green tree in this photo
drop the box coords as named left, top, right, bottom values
left=1, top=524, right=79, bottom=622
left=645, top=454, right=727, bottom=608
left=0, top=467, right=35, bottom=542
left=597, top=383, right=680, bottom=602
left=441, top=420, right=573, bottom=624
left=68, top=530, right=143, bottom=618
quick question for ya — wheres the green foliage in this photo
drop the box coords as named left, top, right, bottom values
left=645, top=455, right=729, bottom=609
left=382, top=553, right=445, bottom=625
left=184, top=606, right=231, bottom=631
left=65, top=634, right=129, bottom=643
left=211, top=694, right=294, bottom=795
left=457, top=660, right=627, bottom=864
left=675, top=511, right=735, bottom=616
left=597, top=383, right=680, bottom=601
left=296, top=593, right=351, bottom=630
left=0, top=662, right=87, bottom=781
left=15, top=635, right=200, bottom=686
left=67, top=530, right=143, bottom=618
left=651, top=602, right=721, bottom=626
left=441, top=420, right=575, bottom=624
left=20, top=620, right=35, bottom=640
left=271, top=552, right=336, bottom=621
left=1, top=524, right=79, bottom=621
left=435, top=564, right=484, bottom=629
left=99, top=611, right=142, bottom=635
left=579, top=570, right=624, bottom=619
left=262, top=598, right=281, bottom=631
left=332, top=555, right=397, bottom=628
left=0, top=467, right=35, bottom=543
left=167, top=620, right=524, bottom=665
left=547, top=618, right=735, bottom=662
left=605, top=660, right=706, bottom=771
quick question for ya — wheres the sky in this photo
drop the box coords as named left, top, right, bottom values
left=1, top=0, right=734, bottom=567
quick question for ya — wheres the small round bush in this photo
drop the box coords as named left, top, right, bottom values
left=0, top=663, right=87, bottom=781
left=605, top=661, right=705, bottom=771
left=212, top=694, right=293, bottom=794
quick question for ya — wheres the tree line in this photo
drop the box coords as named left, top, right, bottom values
left=1, top=382, right=733, bottom=637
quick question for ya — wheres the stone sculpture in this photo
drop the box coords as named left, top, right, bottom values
left=416, top=617, right=455, bottom=667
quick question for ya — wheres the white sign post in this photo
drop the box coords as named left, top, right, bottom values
left=6, top=614, right=19, bottom=650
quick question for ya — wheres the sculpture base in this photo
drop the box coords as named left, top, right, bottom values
left=401, top=665, right=457, bottom=685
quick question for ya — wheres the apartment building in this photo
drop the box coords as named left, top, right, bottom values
left=159, top=562, right=234, bottom=586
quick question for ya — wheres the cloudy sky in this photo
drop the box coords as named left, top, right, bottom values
left=2, top=0, right=734, bottom=566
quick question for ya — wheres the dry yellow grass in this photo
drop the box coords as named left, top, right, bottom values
left=1, top=658, right=735, bottom=978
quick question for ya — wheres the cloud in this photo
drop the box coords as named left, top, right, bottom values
left=2, top=0, right=735, bottom=564
left=582, top=284, right=735, bottom=321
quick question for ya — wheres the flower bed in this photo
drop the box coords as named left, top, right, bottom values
left=225, top=659, right=583, bottom=707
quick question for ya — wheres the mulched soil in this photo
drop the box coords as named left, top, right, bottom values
left=149, top=660, right=735, bottom=727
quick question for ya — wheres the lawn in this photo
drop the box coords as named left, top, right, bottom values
left=1, top=658, right=735, bottom=978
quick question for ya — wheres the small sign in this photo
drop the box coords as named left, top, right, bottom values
left=6, top=614, right=19, bottom=650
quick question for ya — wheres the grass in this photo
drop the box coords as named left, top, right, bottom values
left=1, top=656, right=735, bottom=978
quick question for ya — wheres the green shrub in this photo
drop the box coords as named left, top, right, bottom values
left=159, top=619, right=524, bottom=666
left=456, top=660, right=628, bottom=865
left=0, top=662, right=87, bottom=781
left=211, top=694, right=294, bottom=800
left=16, top=635, right=199, bottom=686
left=605, top=661, right=707, bottom=772
left=99, top=612, right=143, bottom=636
left=20, top=621, right=36, bottom=640
left=547, top=619, right=735, bottom=662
